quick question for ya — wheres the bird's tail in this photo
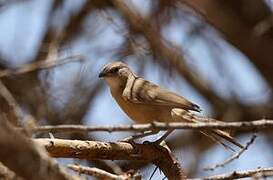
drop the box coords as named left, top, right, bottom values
left=200, top=130, right=236, bottom=152
left=212, top=129, right=244, bottom=149
left=200, top=129, right=244, bottom=152
left=171, top=108, right=244, bottom=151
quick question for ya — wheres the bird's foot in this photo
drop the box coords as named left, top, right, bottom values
left=152, top=129, right=174, bottom=145
left=143, top=140, right=171, bottom=152
left=154, top=138, right=165, bottom=145
left=120, top=136, right=136, bottom=143
left=143, top=139, right=165, bottom=146
left=120, top=130, right=161, bottom=146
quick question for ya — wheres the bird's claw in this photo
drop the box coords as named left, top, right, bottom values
left=143, top=139, right=164, bottom=146
left=119, top=136, right=136, bottom=144
left=143, top=140, right=152, bottom=145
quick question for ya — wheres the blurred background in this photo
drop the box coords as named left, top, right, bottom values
left=0, top=0, right=273, bottom=179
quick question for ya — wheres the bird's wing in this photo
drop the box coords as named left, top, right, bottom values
left=125, top=78, right=201, bottom=112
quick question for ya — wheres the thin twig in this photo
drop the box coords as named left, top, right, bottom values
left=0, top=54, right=84, bottom=78
left=193, top=167, right=273, bottom=180
left=204, top=134, right=257, bottom=171
left=68, top=164, right=140, bottom=180
left=28, top=119, right=273, bottom=134
left=149, top=166, right=159, bottom=180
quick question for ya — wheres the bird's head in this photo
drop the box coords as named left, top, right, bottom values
left=99, top=61, right=132, bottom=90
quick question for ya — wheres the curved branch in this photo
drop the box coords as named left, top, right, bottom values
left=35, top=138, right=187, bottom=180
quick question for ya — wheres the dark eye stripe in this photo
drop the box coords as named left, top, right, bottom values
left=110, top=67, right=119, bottom=73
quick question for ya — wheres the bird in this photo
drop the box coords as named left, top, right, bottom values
left=99, top=61, right=243, bottom=150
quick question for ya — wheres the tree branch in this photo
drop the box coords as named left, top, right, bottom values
left=196, top=167, right=273, bottom=180
left=204, top=134, right=257, bottom=171
left=0, top=162, right=22, bottom=180
left=0, top=80, right=23, bottom=125
left=68, top=164, right=141, bottom=180
left=30, top=119, right=273, bottom=134
left=0, top=116, right=79, bottom=180
left=35, top=138, right=187, bottom=180
left=0, top=54, right=84, bottom=78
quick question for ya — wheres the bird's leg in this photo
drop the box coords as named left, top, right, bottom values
left=122, top=130, right=159, bottom=142
left=153, top=129, right=174, bottom=144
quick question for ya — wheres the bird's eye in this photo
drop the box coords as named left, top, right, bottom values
left=111, top=67, right=119, bottom=73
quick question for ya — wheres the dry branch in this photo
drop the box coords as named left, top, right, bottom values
left=30, top=119, right=273, bottom=134
left=0, top=54, right=84, bottom=78
left=0, top=117, right=79, bottom=180
left=68, top=164, right=140, bottom=180
left=35, top=138, right=187, bottom=180
left=204, top=134, right=257, bottom=171
left=0, top=162, right=22, bottom=180
left=196, top=167, right=273, bottom=180
left=0, top=80, right=23, bottom=125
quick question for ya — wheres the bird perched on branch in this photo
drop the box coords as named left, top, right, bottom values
left=99, top=61, right=243, bottom=150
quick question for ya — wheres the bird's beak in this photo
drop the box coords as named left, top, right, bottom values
left=98, top=70, right=106, bottom=78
